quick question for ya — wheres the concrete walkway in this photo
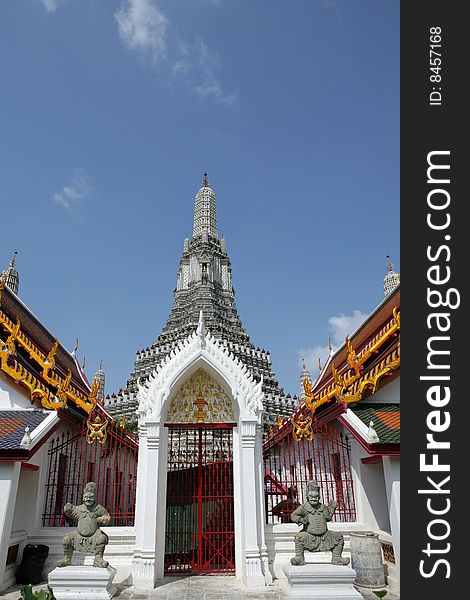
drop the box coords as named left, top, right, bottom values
left=1, top=575, right=400, bottom=600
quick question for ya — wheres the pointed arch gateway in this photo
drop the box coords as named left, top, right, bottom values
left=132, top=316, right=270, bottom=589
left=165, top=368, right=236, bottom=574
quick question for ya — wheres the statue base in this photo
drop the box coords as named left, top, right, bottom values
left=48, top=565, right=117, bottom=599
left=282, top=564, right=363, bottom=600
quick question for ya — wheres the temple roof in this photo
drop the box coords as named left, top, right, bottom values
left=264, top=285, right=400, bottom=448
left=351, top=403, right=400, bottom=445
left=0, top=273, right=99, bottom=415
left=0, top=282, right=91, bottom=396
left=311, top=284, right=400, bottom=395
left=0, top=410, right=50, bottom=451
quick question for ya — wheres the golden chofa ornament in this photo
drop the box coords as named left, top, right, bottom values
left=194, top=389, right=208, bottom=423
left=291, top=413, right=314, bottom=442
left=86, top=413, right=108, bottom=445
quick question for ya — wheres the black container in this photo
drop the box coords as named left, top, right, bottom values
left=16, top=544, right=49, bottom=585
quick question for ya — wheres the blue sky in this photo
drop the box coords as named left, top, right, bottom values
left=0, top=0, right=399, bottom=399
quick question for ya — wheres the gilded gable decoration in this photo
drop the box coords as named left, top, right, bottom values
left=166, top=368, right=236, bottom=424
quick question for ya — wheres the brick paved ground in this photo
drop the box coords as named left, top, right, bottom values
left=1, top=574, right=400, bottom=600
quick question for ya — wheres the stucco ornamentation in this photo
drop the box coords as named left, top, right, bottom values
left=137, top=318, right=264, bottom=423
left=166, top=368, right=235, bottom=423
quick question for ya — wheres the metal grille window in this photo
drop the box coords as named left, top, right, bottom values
left=43, top=420, right=138, bottom=527
left=264, top=421, right=356, bottom=524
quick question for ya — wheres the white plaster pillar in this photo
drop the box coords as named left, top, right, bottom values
left=255, top=423, right=272, bottom=583
left=0, top=462, right=21, bottom=591
left=382, top=456, right=400, bottom=567
left=240, top=419, right=265, bottom=587
left=132, top=421, right=161, bottom=589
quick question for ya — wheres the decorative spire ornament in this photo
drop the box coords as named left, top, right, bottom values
left=383, top=255, right=400, bottom=295
left=1, top=251, right=20, bottom=295
left=193, top=174, right=218, bottom=239
left=93, top=360, right=106, bottom=404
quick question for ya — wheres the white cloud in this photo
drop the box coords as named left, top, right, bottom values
left=54, top=168, right=93, bottom=210
left=114, top=0, right=170, bottom=64
left=39, top=0, right=62, bottom=12
left=115, top=1, right=236, bottom=105
left=115, top=0, right=169, bottom=65
left=192, top=37, right=237, bottom=105
left=298, top=310, right=368, bottom=376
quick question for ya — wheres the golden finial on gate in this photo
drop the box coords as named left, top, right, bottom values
left=194, top=389, right=208, bottom=423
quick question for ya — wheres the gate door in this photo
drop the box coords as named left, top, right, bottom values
left=165, top=425, right=235, bottom=574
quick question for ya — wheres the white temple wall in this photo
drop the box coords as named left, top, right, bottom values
left=12, top=465, right=39, bottom=534
left=0, top=374, right=31, bottom=409
left=0, top=462, right=21, bottom=591
left=382, top=456, right=400, bottom=567
left=364, top=377, right=399, bottom=405
left=349, top=441, right=390, bottom=533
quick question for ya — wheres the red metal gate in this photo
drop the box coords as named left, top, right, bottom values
left=165, top=425, right=235, bottom=574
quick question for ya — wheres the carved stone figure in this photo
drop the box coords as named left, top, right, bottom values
left=57, top=481, right=110, bottom=568
left=290, top=480, right=349, bottom=566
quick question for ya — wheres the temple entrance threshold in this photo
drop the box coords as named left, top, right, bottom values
left=165, top=424, right=235, bottom=574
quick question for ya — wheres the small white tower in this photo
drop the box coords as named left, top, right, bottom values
left=93, top=360, right=106, bottom=404
left=384, top=255, right=400, bottom=295
left=1, top=251, right=20, bottom=295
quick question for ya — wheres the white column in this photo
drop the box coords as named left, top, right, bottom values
left=382, top=456, right=400, bottom=567
left=132, top=421, right=161, bottom=589
left=240, top=419, right=265, bottom=587
left=255, top=424, right=272, bottom=583
left=0, top=462, right=21, bottom=591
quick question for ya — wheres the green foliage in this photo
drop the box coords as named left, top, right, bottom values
left=113, top=416, right=138, bottom=436
left=19, top=584, right=55, bottom=600
left=373, top=590, right=388, bottom=599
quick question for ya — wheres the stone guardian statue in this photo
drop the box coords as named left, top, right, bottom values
left=57, top=481, right=111, bottom=568
left=290, top=480, right=349, bottom=566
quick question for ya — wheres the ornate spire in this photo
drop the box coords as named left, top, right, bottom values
left=93, top=360, right=105, bottom=403
left=1, top=251, right=20, bottom=295
left=384, top=255, right=400, bottom=295
left=193, top=173, right=218, bottom=240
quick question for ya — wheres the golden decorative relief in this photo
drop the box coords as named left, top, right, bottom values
left=86, top=413, right=108, bottom=445
left=56, top=369, right=72, bottom=407
left=303, top=376, right=313, bottom=399
left=5, top=318, right=20, bottom=355
left=44, top=340, right=59, bottom=373
left=346, top=336, right=361, bottom=375
left=88, top=376, right=101, bottom=406
left=0, top=273, right=6, bottom=299
left=291, top=413, right=314, bottom=442
left=166, top=368, right=235, bottom=423
left=393, top=307, right=400, bottom=329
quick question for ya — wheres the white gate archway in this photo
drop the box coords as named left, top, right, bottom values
left=132, top=315, right=270, bottom=589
